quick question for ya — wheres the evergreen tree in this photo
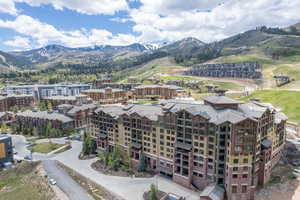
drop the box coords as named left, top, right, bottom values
left=150, top=184, right=158, bottom=200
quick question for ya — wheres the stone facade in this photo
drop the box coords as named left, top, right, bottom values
left=185, top=62, right=262, bottom=79
left=90, top=96, right=287, bottom=200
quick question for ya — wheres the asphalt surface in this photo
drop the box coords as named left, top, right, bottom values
left=55, top=141, right=200, bottom=200
left=12, top=135, right=200, bottom=200
left=43, top=160, right=93, bottom=200
left=11, top=134, right=31, bottom=159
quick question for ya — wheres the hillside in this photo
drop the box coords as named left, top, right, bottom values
left=1, top=22, right=300, bottom=90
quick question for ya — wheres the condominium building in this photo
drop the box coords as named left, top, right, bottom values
left=0, top=96, right=9, bottom=112
left=132, top=85, right=188, bottom=100
left=15, top=110, right=74, bottom=135
left=90, top=96, right=287, bottom=200
left=81, top=87, right=128, bottom=104
left=0, top=94, right=35, bottom=111
left=4, top=82, right=91, bottom=100
left=93, top=77, right=112, bottom=88
left=43, top=94, right=92, bottom=108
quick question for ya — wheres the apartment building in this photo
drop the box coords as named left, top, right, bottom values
left=93, top=77, right=112, bottom=88
left=43, top=94, right=92, bottom=108
left=0, top=94, right=35, bottom=111
left=0, top=96, right=9, bottom=112
left=81, top=87, right=128, bottom=104
left=90, top=96, right=287, bottom=200
left=4, top=82, right=91, bottom=100
left=7, top=94, right=35, bottom=108
left=132, top=85, right=188, bottom=100
left=15, top=110, right=74, bottom=135
left=0, top=135, right=13, bottom=168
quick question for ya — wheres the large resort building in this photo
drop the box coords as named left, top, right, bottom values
left=132, top=85, right=188, bottom=100
left=4, top=82, right=90, bottom=100
left=90, top=95, right=287, bottom=200
left=15, top=110, right=74, bottom=135
left=81, top=88, right=128, bottom=104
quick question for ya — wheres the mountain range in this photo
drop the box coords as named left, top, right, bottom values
left=1, top=22, right=300, bottom=72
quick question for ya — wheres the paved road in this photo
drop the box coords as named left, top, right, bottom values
left=43, top=160, right=93, bottom=200
left=54, top=141, right=200, bottom=200
left=10, top=134, right=31, bottom=159
left=12, top=135, right=200, bottom=200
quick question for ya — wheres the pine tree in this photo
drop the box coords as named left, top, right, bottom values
left=150, top=184, right=158, bottom=200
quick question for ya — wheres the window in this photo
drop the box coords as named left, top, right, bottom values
left=232, top=185, right=237, bottom=193
left=232, top=174, right=238, bottom=179
left=243, top=158, right=248, bottom=163
left=234, top=159, right=239, bottom=164
left=242, top=185, right=247, bottom=193
left=242, top=174, right=248, bottom=178
left=233, top=167, right=238, bottom=172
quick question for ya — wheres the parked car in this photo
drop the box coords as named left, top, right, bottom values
left=292, top=161, right=300, bottom=167
left=24, top=156, right=32, bottom=160
left=48, top=178, right=57, bottom=185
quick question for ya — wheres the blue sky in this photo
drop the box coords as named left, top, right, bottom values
left=1, top=0, right=300, bottom=51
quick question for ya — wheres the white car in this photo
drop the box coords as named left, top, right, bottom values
left=48, top=178, right=57, bottom=185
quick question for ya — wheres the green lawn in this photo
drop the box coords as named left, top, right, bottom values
left=28, top=142, right=65, bottom=154
left=0, top=162, right=54, bottom=200
left=137, top=99, right=158, bottom=104
left=241, top=90, right=300, bottom=122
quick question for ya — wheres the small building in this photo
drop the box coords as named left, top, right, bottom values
left=273, top=75, right=290, bottom=87
left=81, top=88, right=128, bottom=104
left=200, top=183, right=225, bottom=200
left=0, top=135, right=13, bottom=168
left=166, top=79, right=184, bottom=87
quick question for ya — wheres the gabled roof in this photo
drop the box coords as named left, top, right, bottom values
left=204, top=95, right=241, bottom=105
left=16, top=110, right=73, bottom=123
left=67, top=104, right=97, bottom=115
left=95, top=106, right=126, bottom=119
left=274, top=112, right=288, bottom=124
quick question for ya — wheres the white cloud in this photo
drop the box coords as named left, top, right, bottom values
left=129, top=0, right=300, bottom=43
left=0, top=15, right=138, bottom=49
left=15, top=0, right=129, bottom=15
left=0, top=0, right=18, bottom=15
left=3, top=36, right=31, bottom=49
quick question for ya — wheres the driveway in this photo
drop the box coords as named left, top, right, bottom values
left=12, top=135, right=200, bottom=200
left=10, top=134, right=31, bottom=160
left=43, top=160, right=93, bottom=200
left=53, top=141, right=200, bottom=200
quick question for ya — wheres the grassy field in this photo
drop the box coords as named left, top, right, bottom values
left=241, top=90, right=300, bottom=122
left=136, top=99, right=158, bottom=104
left=0, top=162, right=55, bottom=200
left=29, top=142, right=65, bottom=154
